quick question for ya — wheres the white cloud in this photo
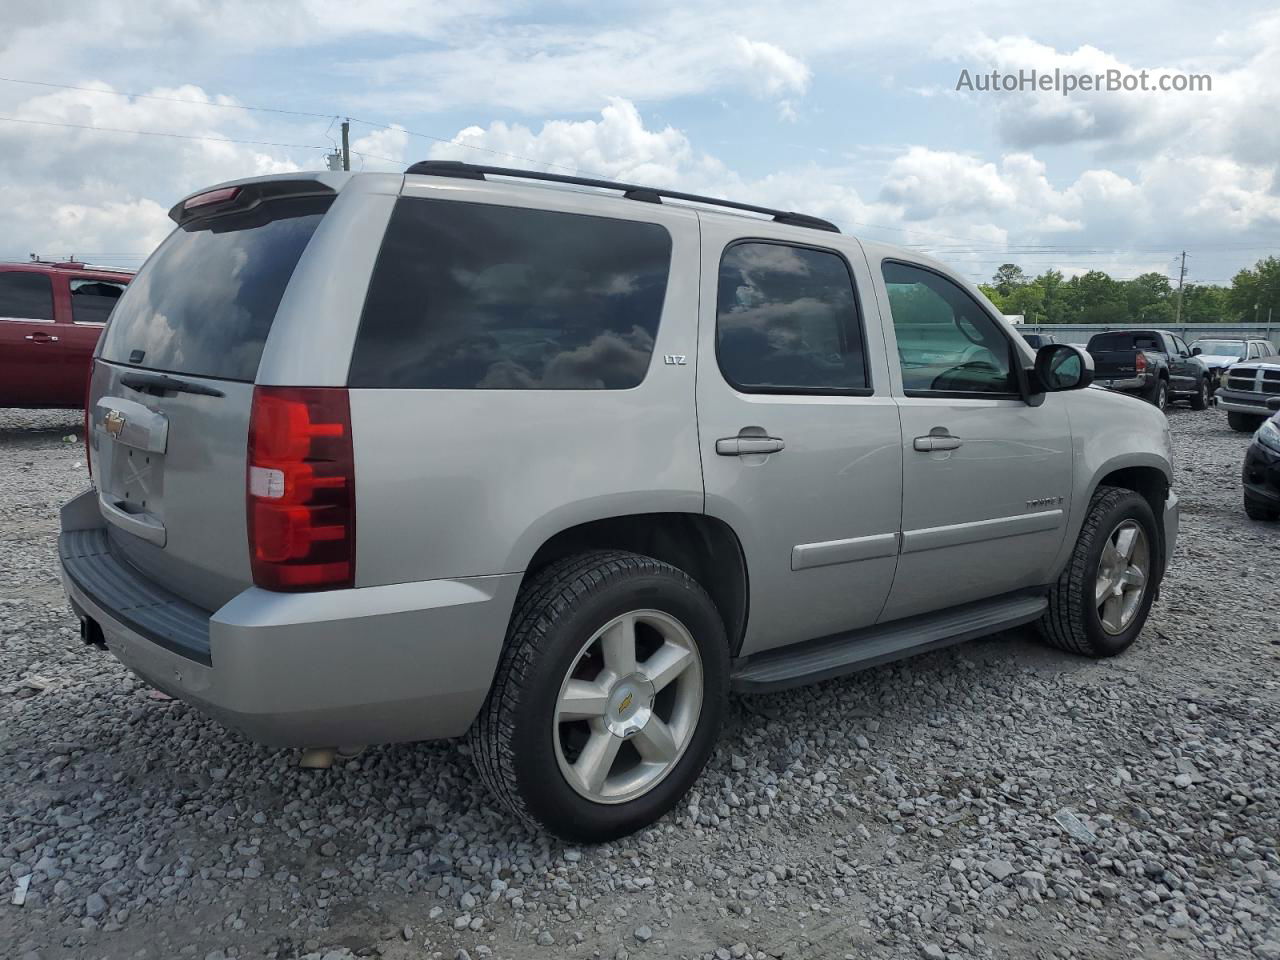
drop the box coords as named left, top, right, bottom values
left=0, top=82, right=321, bottom=266
left=349, top=124, right=409, bottom=171
left=732, top=36, right=811, bottom=111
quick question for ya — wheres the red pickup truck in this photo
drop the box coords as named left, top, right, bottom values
left=0, top=261, right=133, bottom=408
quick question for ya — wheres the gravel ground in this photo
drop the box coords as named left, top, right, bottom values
left=1, top=404, right=1277, bottom=960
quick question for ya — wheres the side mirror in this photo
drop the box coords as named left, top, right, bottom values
left=1035, top=343, right=1094, bottom=392
left=1191, top=346, right=1203, bottom=356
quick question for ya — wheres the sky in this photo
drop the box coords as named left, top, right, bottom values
left=1, top=0, right=1277, bottom=290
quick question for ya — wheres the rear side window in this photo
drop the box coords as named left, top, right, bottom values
left=0, top=271, right=54, bottom=321
left=715, top=241, right=868, bottom=393
left=99, top=196, right=331, bottom=381
left=348, top=198, right=672, bottom=389
left=70, top=278, right=128, bottom=325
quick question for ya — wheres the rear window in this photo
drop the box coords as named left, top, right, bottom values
left=0, top=271, right=54, bottom=321
left=99, top=196, right=331, bottom=381
left=348, top=198, right=672, bottom=389
left=70, top=278, right=128, bottom=325
left=1088, top=333, right=1160, bottom=352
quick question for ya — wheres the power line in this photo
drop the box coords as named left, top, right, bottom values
left=0, top=76, right=337, bottom=121
left=0, top=75, right=600, bottom=176
left=0, top=115, right=329, bottom=150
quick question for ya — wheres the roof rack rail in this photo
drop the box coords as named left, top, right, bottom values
left=404, top=160, right=840, bottom=234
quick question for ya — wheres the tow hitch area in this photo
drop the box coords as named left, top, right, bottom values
left=80, top=617, right=106, bottom=649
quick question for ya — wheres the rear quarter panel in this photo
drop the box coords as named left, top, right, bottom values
left=345, top=181, right=704, bottom=585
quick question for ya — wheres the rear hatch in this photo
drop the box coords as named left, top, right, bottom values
left=88, top=180, right=335, bottom=611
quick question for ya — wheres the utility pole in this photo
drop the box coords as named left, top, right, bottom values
left=1173, top=250, right=1187, bottom=324
left=340, top=119, right=350, bottom=172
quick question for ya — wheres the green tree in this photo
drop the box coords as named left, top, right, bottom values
left=1179, top=284, right=1229, bottom=323
left=1067, top=270, right=1128, bottom=324
left=1226, top=256, right=1280, bottom=323
left=991, top=263, right=1029, bottom=298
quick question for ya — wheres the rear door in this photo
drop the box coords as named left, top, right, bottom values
left=89, top=187, right=338, bottom=611
left=870, top=258, right=1071, bottom=621
left=696, top=217, right=902, bottom=656
left=0, top=269, right=63, bottom=407
left=57, top=276, right=127, bottom=405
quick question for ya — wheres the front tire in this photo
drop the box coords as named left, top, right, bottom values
left=1228, top=411, right=1264, bottom=432
left=1245, top=496, right=1280, bottom=522
left=470, top=550, right=728, bottom=842
left=1037, top=486, right=1161, bottom=658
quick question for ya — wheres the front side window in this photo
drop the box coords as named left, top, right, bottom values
left=349, top=199, right=672, bottom=390
left=70, top=278, right=128, bottom=325
left=881, top=261, right=1016, bottom=396
left=1172, top=336, right=1190, bottom=357
left=715, top=241, right=868, bottom=393
left=0, top=271, right=54, bottom=321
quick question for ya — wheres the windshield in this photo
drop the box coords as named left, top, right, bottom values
left=99, top=196, right=331, bottom=381
left=1190, top=340, right=1246, bottom=359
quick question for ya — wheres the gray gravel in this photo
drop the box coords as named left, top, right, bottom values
left=1, top=404, right=1277, bottom=960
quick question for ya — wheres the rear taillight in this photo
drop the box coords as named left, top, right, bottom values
left=84, top=360, right=94, bottom=478
left=1135, top=352, right=1147, bottom=373
left=247, top=387, right=355, bottom=591
left=184, top=186, right=240, bottom=210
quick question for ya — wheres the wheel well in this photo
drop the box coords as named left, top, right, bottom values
left=524, top=513, right=749, bottom=655
left=1095, top=465, right=1169, bottom=559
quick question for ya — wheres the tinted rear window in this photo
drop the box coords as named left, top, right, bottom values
left=1088, top=333, right=1161, bottom=352
left=348, top=198, right=672, bottom=389
left=0, top=271, right=54, bottom=321
left=99, top=196, right=331, bottom=381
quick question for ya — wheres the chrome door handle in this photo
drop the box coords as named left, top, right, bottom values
left=25, top=334, right=59, bottom=343
left=716, top=436, right=785, bottom=456
left=913, top=434, right=961, bottom=452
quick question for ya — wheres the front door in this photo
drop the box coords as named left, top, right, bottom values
left=871, top=259, right=1072, bottom=621
left=1168, top=334, right=1199, bottom=393
left=696, top=218, right=902, bottom=656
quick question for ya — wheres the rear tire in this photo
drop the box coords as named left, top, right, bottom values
left=1037, top=486, right=1161, bottom=658
left=1189, top=378, right=1210, bottom=410
left=1228, top=411, right=1264, bottom=432
left=470, top=550, right=728, bottom=842
left=1145, top=378, right=1168, bottom=410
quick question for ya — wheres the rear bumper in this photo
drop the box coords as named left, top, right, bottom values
left=1097, top=375, right=1148, bottom=392
left=59, top=490, right=520, bottom=747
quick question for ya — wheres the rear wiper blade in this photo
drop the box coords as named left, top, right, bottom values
left=120, top=371, right=225, bottom=398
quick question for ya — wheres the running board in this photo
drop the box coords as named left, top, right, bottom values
left=730, top=593, right=1048, bottom=693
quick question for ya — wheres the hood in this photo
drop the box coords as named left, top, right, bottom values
left=1198, top=353, right=1244, bottom=368
left=1231, top=360, right=1280, bottom=373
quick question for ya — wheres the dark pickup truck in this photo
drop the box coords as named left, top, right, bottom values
left=1086, top=329, right=1211, bottom=411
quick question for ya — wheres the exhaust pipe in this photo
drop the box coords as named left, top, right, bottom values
left=80, top=618, right=106, bottom=649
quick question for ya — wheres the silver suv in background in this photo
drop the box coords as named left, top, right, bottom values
left=61, top=163, right=1178, bottom=841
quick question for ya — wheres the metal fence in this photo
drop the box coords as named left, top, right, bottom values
left=1016, top=323, right=1280, bottom=348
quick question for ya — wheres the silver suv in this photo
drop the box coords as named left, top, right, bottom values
left=61, top=162, right=1179, bottom=841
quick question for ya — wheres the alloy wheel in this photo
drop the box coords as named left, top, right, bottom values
left=1094, top=520, right=1150, bottom=635
left=553, top=610, right=703, bottom=804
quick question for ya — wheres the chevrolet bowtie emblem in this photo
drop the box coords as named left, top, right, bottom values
left=617, top=692, right=633, bottom=715
left=104, top=409, right=126, bottom=436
